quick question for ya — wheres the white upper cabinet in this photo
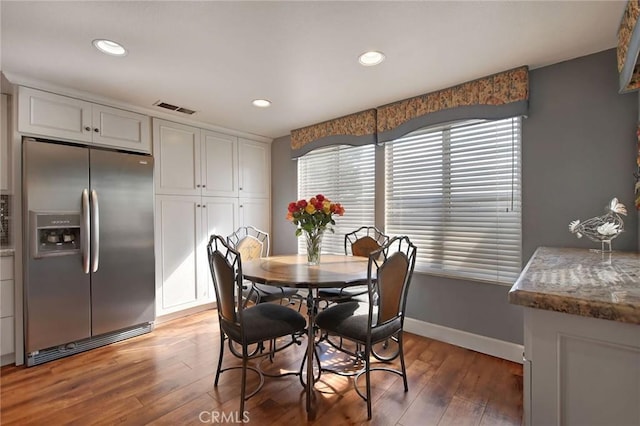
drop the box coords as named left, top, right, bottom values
left=239, top=138, right=270, bottom=199
left=154, top=119, right=270, bottom=201
left=18, top=86, right=151, bottom=153
left=18, top=86, right=92, bottom=142
left=201, top=130, right=238, bottom=197
left=90, top=104, right=151, bottom=152
left=153, top=119, right=201, bottom=196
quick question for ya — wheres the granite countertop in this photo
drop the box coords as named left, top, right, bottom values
left=508, top=246, right=640, bottom=325
left=0, top=248, right=14, bottom=256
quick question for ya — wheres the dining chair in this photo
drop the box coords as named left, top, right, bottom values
left=207, top=234, right=306, bottom=415
left=317, top=226, right=390, bottom=305
left=227, top=226, right=300, bottom=306
left=315, top=235, right=417, bottom=419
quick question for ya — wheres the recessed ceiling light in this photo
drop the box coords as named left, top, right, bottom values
left=92, top=39, right=127, bottom=56
left=252, top=99, right=272, bottom=108
left=358, top=51, right=385, bottom=66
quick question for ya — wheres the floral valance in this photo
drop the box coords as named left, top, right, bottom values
left=290, top=109, right=377, bottom=158
left=618, top=0, right=640, bottom=93
left=290, top=66, right=529, bottom=156
left=376, top=66, right=529, bottom=142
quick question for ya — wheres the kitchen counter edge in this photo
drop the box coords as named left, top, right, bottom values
left=508, top=246, right=640, bottom=325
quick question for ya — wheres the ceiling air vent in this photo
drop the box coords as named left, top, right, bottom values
left=153, top=101, right=197, bottom=115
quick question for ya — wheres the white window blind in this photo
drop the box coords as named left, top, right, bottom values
left=297, top=144, right=375, bottom=254
left=385, top=117, right=522, bottom=284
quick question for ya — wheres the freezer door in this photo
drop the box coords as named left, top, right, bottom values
left=89, top=149, right=155, bottom=335
left=23, top=139, right=91, bottom=353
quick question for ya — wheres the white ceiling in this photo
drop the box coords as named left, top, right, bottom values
left=0, top=1, right=627, bottom=140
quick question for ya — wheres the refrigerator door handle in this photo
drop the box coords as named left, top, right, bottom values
left=90, top=189, right=100, bottom=273
left=81, top=188, right=90, bottom=274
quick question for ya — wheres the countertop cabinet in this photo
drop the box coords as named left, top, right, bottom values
left=510, top=247, right=640, bottom=426
left=0, top=255, right=14, bottom=365
left=18, top=86, right=151, bottom=153
left=522, top=307, right=639, bottom=426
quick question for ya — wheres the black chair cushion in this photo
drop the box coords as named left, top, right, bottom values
left=317, top=285, right=367, bottom=300
left=315, top=301, right=401, bottom=344
left=253, top=284, right=299, bottom=303
left=222, top=303, right=306, bottom=345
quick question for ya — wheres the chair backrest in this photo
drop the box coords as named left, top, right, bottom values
left=368, top=235, right=417, bottom=325
left=345, top=226, right=390, bottom=257
left=207, top=234, right=243, bottom=325
left=227, top=226, right=269, bottom=261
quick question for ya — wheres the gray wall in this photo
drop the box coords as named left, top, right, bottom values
left=271, top=49, right=638, bottom=345
left=523, top=49, right=638, bottom=260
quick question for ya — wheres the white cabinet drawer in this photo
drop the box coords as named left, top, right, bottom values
left=1, top=316, right=14, bottom=355
left=0, top=280, right=14, bottom=317
left=0, top=256, right=13, bottom=280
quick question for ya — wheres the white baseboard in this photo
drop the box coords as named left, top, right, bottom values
left=404, top=317, right=524, bottom=364
left=1, top=352, right=15, bottom=367
left=156, top=302, right=216, bottom=324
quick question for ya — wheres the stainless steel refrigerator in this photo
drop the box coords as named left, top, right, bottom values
left=23, top=138, right=155, bottom=366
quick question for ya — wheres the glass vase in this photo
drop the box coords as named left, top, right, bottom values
left=304, top=228, right=324, bottom=266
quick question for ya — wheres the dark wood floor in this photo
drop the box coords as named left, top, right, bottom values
left=0, top=309, right=523, bottom=425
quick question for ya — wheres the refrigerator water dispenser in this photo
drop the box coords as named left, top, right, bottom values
left=30, top=211, right=81, bottom=258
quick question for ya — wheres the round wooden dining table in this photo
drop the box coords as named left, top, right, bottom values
left=241, top=254, right=370, bottom=420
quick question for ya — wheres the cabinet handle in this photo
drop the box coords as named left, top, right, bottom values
left=93, top=128, right=99, bottom=133
left=239, top=187, right=243, bottom=191
left=196, top=184, right=201, bottom=188
left=197, top=204, right=201, bottom=207
left=202, top=185, right=206, bottom=188
left=202, top=205, right=206, bottom=208
left=84, top=126, right=91, bottom=132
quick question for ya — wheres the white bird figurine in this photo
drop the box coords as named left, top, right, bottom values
left=569, top=197, right=627, bottom=252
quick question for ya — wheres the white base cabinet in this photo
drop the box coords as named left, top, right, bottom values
left=0, top=255, right=14, bottom=366
left=155, top=195, right=241, bottom=317
left=18, top=86, right=151, bottom=153
left=523, top=307, right=640, bottom=426
left=155, top=196, right=202, bottom=315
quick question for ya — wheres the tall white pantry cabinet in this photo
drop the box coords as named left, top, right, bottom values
left=153, top=119, right=271, bottom=316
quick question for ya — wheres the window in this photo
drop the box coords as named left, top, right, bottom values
left=297, top=144, right=375, bottom=254
left=385, top=118, right=522, bottom=284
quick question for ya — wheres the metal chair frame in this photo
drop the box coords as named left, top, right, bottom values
left=227, top=226, right=300, bottom=307
left=207, top=235, right=304, bottom=415
left=318, top=226, right=390, bottom=306
left=316, top=235, right=417, bottom=419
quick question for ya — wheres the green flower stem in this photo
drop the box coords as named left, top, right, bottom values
left=304, top=229, right=324, bottom=265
